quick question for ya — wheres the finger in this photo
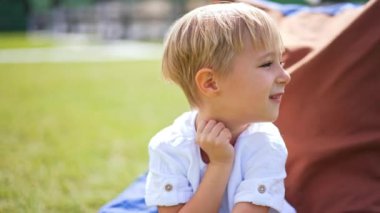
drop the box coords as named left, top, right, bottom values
left=217, top=128, right=232, bottom=143
left=196, top=119, right=207, bottom=133
left=208, top=122, right=225, bottom=139
left=201, top=120, right=216, bottom=134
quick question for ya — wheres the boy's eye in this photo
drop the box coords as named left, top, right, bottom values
left=259, top=62, right=272, bottom=68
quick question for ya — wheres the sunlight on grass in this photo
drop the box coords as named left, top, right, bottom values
left=0, top=33, right=57, bottom=49
left=0, top=61, right=188, bottom=212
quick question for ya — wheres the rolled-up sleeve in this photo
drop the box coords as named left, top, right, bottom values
left=145, top=141, right=193, bottom=206
left=234, top=132, right=288, bottom=212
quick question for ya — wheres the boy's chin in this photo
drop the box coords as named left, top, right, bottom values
left=254, top=115, right=278, bottom=123
left=266, top=112, right=279, bottom=122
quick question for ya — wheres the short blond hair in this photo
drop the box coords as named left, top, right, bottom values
left=162, top=2, right=283, bottom=107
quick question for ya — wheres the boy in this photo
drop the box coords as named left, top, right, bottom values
left=145, top=2, right=294, bottom=213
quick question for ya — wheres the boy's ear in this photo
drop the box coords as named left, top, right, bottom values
left=195, top=68, right=219, bottom=96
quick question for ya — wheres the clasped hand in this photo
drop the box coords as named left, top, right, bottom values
left=196, top=120, right=234, bottom=164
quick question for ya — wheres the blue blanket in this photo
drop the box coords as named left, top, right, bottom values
left=255, top=0, right=361, bottom=16
left=99, top=173, right=157, bottom=213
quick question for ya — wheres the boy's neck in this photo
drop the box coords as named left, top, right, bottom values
left=195, top=110, right=249, bottom=146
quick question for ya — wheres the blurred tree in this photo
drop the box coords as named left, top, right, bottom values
left=0, top=0, right=29, bottom=31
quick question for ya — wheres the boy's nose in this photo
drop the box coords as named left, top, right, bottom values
left=277, top=67, right=291, bottom=85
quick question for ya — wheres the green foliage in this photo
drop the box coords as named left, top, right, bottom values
left=0, top=1, right=28, bottom=32
left=0, top=61, right=188, bottom=212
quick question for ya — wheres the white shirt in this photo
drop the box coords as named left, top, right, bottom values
left=145, top=111, right=295, bottom=213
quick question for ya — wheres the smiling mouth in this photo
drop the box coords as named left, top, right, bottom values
left=269, top=93, right=283, bottom=102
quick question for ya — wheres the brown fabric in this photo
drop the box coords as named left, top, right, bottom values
left=244, top=0, right=380, bottom=212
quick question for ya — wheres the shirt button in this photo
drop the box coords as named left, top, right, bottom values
left=164, top=184, right=173, bottom=192
left=258, top=184, right=266, bottom=194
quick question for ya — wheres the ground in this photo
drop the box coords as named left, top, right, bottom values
left=0, top=34, right=188, bottom=212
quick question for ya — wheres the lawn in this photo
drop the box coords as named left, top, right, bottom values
left=0, top=33, right=57, bottom=49
left=0, top=61, right=189, bottom=212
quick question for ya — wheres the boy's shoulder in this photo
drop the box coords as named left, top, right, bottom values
left=244, top=122, right=282, bottom=139
left=149, top=111, right=197, bottom=150
left=239, top=122, right=286, bottom=152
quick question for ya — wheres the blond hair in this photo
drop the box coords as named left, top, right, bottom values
left=162, top=2, right=283, bottom=107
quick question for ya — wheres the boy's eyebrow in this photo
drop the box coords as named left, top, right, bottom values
left=258, top=51, right=275, bottom=60
left=258, top=50, right=283, bottom=60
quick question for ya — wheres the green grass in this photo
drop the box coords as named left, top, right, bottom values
left=0, top=33, right=57, bottom=49
left=0, top=61, right=189, bottom=212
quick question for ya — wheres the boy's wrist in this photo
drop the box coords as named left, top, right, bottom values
left=208, top=159, right=234, bottom=170
left=208, top=153, right=235, bottom=166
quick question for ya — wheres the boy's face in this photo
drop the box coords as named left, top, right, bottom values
left=216, top=41, right=291, bottom=123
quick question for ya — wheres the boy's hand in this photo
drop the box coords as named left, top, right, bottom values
left=196, top=120, right=234, bottom=164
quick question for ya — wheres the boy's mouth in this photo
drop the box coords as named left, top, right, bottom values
left=269, top=93, right=284, bottom=102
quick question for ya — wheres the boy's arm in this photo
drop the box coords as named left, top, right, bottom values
left=158, top=120, right=234, bottom=213
left=158, top=161, right=233, bottom=213
left=232, top=202, right=269, bottom=213
left=159, top=196, right=270, bottom=213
